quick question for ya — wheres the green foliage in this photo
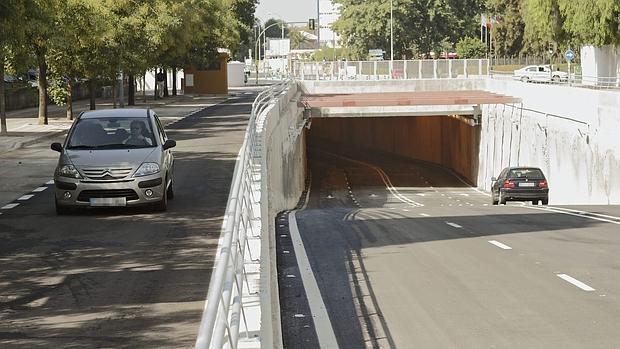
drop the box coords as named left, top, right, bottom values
left=264, top=18, right=289, bottom=39
left=456, top=37, right=486, bottom=58
left=486, top=0, right=525, bottom=56
left=333, top=0, right=485, bottom=59
left=313, top=47, right=353, bottom=61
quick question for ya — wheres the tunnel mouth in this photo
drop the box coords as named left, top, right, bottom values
left=305, top=115, right=481, bottom=189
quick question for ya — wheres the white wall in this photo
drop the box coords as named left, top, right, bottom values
left=142, top=69, right=184, bottom=92
left=227, top=62, right=246, bottom=87
left=580, top=45, right=620, bottom=86
left=481, top=79, right=620, bottom=204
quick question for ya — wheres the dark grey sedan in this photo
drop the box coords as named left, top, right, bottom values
left=491, top=167, right=549, bottom=205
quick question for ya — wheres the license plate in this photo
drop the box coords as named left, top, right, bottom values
left=519, top=182, right=536, bottom=187
left=90, top=197, right=127, bottom=207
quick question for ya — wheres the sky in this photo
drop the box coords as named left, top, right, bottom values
left=255, top=0, right=318, bottom=24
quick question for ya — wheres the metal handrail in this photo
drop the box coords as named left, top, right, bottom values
left=195, top=78, right=293, bottom=349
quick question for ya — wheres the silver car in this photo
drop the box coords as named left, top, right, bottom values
left=51, top=109, right=176, bottom=214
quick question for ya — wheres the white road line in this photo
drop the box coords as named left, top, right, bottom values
left=1, top=203, right=20, bottom=210
left=402, top=209, right=409, bottom=212
left=419, top=213, right=430, bottom=217
left=18, top=195, right=34, bottom=201
left=32, top=187, right=47, bottom=192
left=557, top=274, right=595, bottom=291
left=547, top=206, right=620, bottom=222
left=45, top=180, right=54, bottom=185
left=523, top=206, right=620, bottom=225
left=288, top=212, right=339, bottom=348
left=445, top=222, right=463, bottom=229
left=488, top=240, right=512, bottom=250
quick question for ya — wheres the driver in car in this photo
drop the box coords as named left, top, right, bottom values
left=124, top=120, right=152, bottom=146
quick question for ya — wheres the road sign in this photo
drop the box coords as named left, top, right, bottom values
left=565, top=49, right=575, bottom=62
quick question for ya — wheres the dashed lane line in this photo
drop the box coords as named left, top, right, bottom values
left=488, top=240, right=512, bottom=250
left=445, top=222, right=463, bottom=229
left=32, top=187, right=48, bottom=192
left=17, top=195, right=34, bottom=201
left=557, top=274, right=595, bottom=292
left=419, top=213, right=430, bottom=217
left=523, top=206, right=620, bottom=225
left=1, top=203, right=20, bottom=210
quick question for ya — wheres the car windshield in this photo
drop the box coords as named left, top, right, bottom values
left=67, top=117, right=156, bottom=149
left=508, top=168, right=545, bottom=179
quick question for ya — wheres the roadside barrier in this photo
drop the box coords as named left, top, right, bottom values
left=195, top=79, right=294, bottom=349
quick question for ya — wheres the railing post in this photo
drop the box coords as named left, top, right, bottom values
left=358, top=61, right=362, bottom=80
left=315, top=62, right=319, bottom=81
left=418, top=59, right=422, bottom=79
left=479, top=59, right=483, bottom=75
left=433, top=59, right=438, bottom=79
left=373, top=61, right=377, bottom=78
left=448, top=59, right=452, bottom=78
left=464, top=59, right=468, bottom=78
left=404, top=59, right=408, bottom=79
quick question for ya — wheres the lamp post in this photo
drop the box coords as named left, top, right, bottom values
left=254, top=22, right=287, bottom=84
left=390, top=0, right=394, bottom=62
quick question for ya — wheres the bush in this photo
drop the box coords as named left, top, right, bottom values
left=456, top=37, right=486, bottom=59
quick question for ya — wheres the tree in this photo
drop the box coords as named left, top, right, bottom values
left=264, top=18, right=289, bottom=39
left=522, top=0, right=566, bottom=55
left=289, top=27, right=314, bottom=49
left=486, top=0, right=525, bottom=56
left=0, top=1, right=27, bottom=134
left=456, top=36, right=487, bottom=58
left=333, top=0, right=485, bottom=59
left=558, top=0, right=620, bottom=47
left=231, top=0, right=258, bottom=60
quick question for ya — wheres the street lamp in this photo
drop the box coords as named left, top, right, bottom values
left=390, top=0, right=394, bottom=61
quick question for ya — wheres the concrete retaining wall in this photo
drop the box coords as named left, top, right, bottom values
left=259, top=82, right=306, bottom=348
left=480, top=79, right=620, bottom=204
left=299, top=78, right=486, bottom=94
left=309, top=116, right=480, bottom=184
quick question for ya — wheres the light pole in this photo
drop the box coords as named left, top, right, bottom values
left=390, top=0, right=394, bottom=61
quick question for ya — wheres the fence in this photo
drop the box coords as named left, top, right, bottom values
left=194, top=79, right=294, bottom=349
left=291, top=59, right=490, bottom=81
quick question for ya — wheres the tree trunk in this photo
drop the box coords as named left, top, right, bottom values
left=66, top=79, right=73, bottom=120
left=112, top=83, right=117, bottom=108
left=0, top=51, right=7, bottom=135
left=142, top=73, right=147, bottom=103
left=163, top=68, right=169, bottom=97
left=153, top=71, right=158, bottom=100
left=172, top=66, right=177, bottom=96
left=89, top=78, right=96, bottom=110
left=37, top=50, right=48, bottom=125
left=128, top=74, right=135, bottom=105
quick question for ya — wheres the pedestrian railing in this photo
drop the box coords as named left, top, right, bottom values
left=490, top=70, right=620, bottom=90
left=291, top=59, right=490, bottom=81
left=195, top=79, right=294, bottom=349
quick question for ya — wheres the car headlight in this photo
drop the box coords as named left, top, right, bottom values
left=57, top=164, right=82, bottom=179
left=134, top=162, right=160, bottom=177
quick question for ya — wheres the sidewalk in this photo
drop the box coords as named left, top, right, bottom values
left=0, top=92, right=230, bottom=154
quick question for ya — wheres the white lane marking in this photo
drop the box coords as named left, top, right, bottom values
left=45, top=180, right=54, bottom=185
left=319, top=150, right=423, bottom=207
left=547, top=206, right=620, bottom=222
left=288, top=211, right=339, bottom=348
left=488, top=240, right=512, bottom=250
left=557, top=274, right=595, bottom=291
left=402, top=209, right=409, bottom=212
left=1, top=203, right=20, bottom=210
left=419, top=213, right=430, bottom=217
left=18, top=195, right=34, bottom=201
left=32, top=187, right=48, bottom=192
left=523, top=206, right=620, bottom=225
left=445, top=222, right=463, bottom=229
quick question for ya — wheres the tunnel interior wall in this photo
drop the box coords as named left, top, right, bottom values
left=480, top=79, right=620, bottom=204
left=308, top=116, right=480, bottom=185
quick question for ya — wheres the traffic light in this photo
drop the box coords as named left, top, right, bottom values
left=309, top=18, right=316, bottom=31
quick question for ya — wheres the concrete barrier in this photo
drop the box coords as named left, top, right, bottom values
left=480, top=79, right=620, bottom=204
left=299, top=79, right=487, bottom=95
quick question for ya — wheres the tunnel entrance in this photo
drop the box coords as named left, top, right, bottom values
left=306, top=115, right=481, bottom=186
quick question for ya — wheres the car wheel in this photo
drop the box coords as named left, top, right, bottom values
left=55, top=199, right=70, bottom=215
left=154, top=183, right=168, bottom=212
left=492, top=192, right=499, bottom=205
left=166, top=176, right=174, bottom=200
left=541, top=198, right=549, bottom=205
left=552, top=75, right=561, bottom=83
left=499, top=192, right=507, bottom=205
left=532, top=200, right=539, bottom=205
left=520, top=76, right=529, bottom=83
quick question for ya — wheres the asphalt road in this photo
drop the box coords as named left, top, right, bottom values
left=279, top=143, right=620, bottom=348
left=0, top=90, right=259, bottom=348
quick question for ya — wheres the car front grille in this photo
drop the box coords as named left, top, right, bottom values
left=77, top=189, right=139, bottom=202
left=81, top=167, right=133, bottom=180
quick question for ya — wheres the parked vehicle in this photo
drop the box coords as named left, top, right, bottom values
left=51, top=109, right=176, bottom=214
left=513, top=65, right=568, bottom=83
left=491, top=167, right=549, bottom=205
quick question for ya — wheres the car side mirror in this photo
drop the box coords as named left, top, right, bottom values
left=51, top=142, right=63, bottom=152
left=162, top=139, right=176, bottom=150
left=491, top=177, right=497, bottom=182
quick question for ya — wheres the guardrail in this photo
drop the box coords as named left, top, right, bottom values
left=292, top=59, right=490, bottom=81
left=195, top=79, right=294, bottom=349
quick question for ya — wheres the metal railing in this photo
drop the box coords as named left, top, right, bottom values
left=490, top=70, right=620, bottom=90
left=195, top=79, right=294, bottom=349
left=291, top=59, right=490, bottom=81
